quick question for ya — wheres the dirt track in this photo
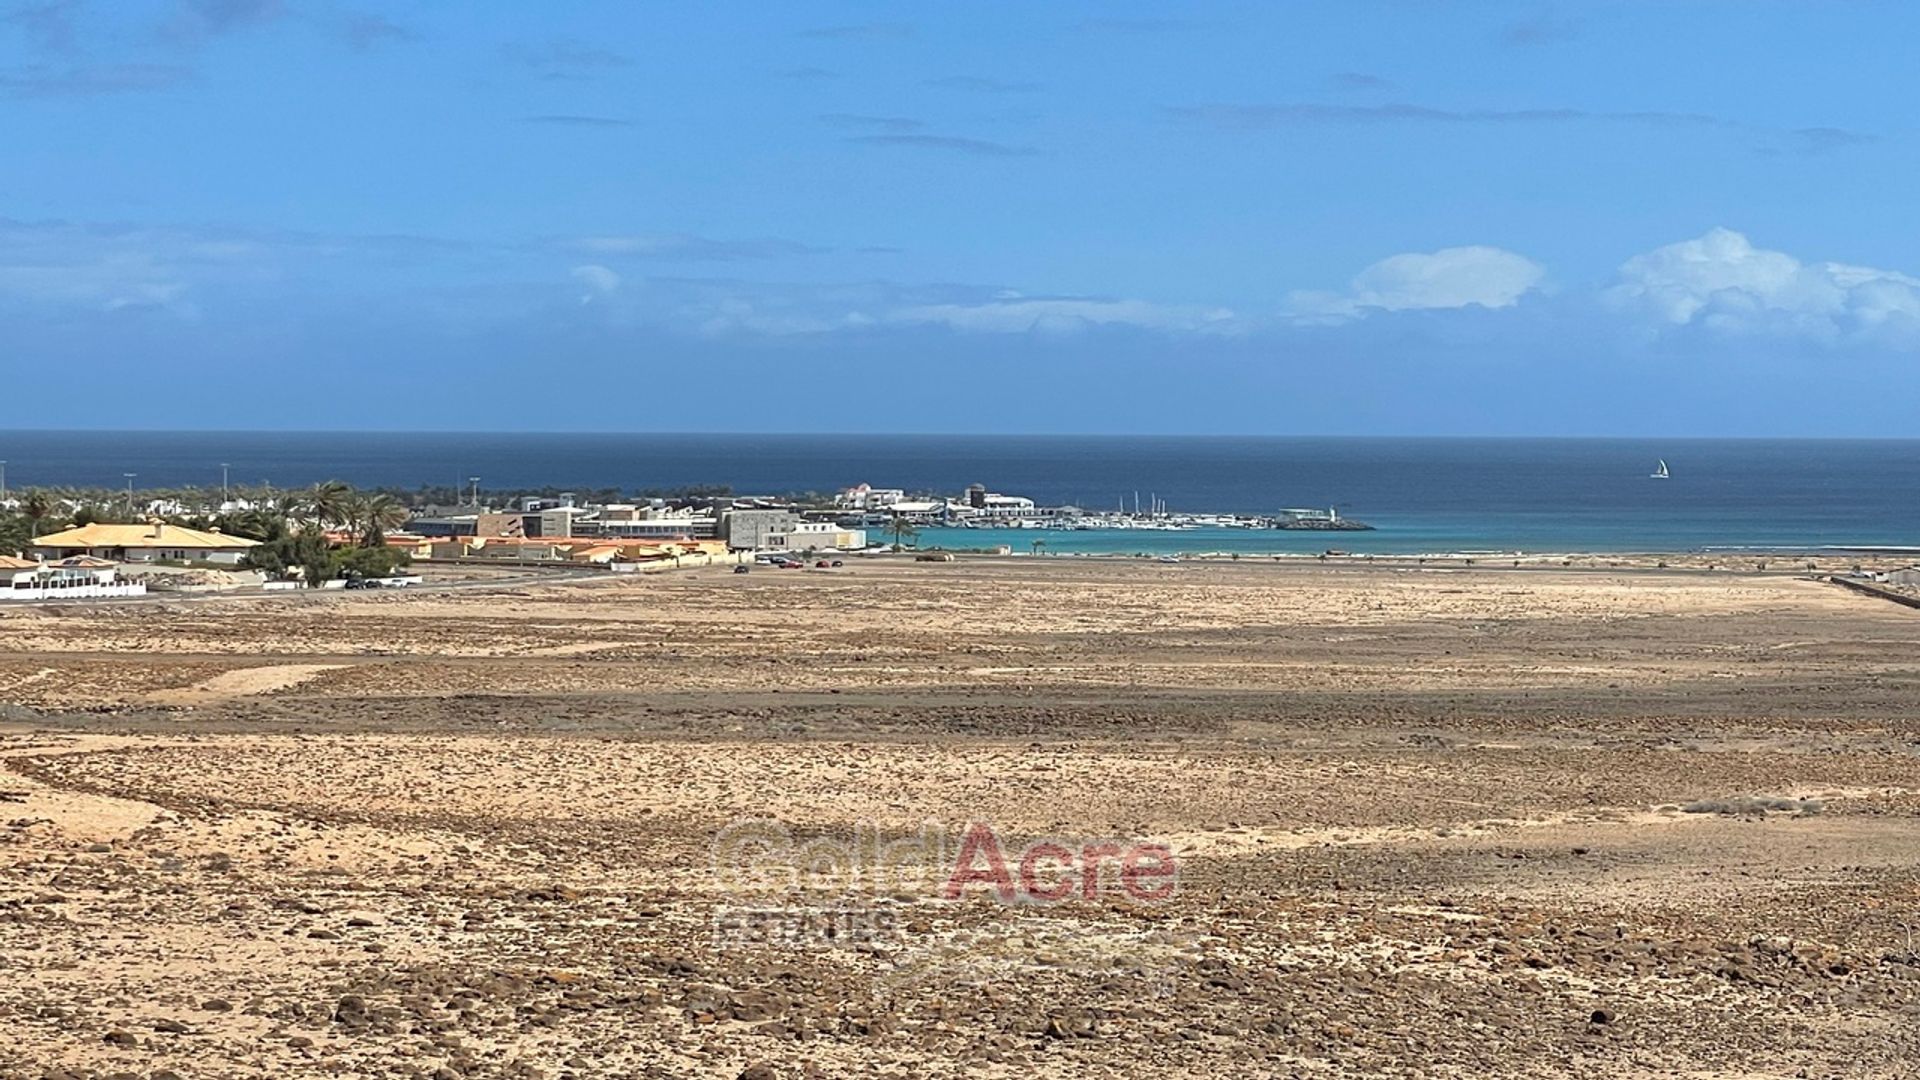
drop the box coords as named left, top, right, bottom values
left=2, top=559, right=1918, bottom=1078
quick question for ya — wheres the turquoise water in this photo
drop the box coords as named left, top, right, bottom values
left=915, top=521, right=1879, bottom=557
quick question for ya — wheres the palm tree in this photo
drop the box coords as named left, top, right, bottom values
left=1031, top=537, right=1046, bottom=556
left=887, top=513, right=917, bottom=551
left=21, top=489, right=57, bottom=539
left=302, top=480, right=355, bottom=530
left=224, top=507, right=287, bottom=543
left=358, top=493, right=408, bottom=548
left=338, top=492, right=370, bottom=542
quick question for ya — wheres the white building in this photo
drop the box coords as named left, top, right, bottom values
left=835, top=484, right=906, bottom=510
left=790, top=521, right=867, bottom=550
left=974, top=494, right=1037, bottom=518
left=882, top=500, right=959, bottom=524
left=0, top=556, right=147, bottom=601
left=28, top=522, right=260, bottom=565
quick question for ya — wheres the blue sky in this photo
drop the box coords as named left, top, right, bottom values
left=4, top=0, right=1918, bottom=434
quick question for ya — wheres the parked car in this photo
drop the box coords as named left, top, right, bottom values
left=830, top=560, right=843, bottom=568
left=733, top=564, right=751, bottom=574
left=814, top=560, right=831, bottom=568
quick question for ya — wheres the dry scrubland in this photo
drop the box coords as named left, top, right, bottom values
left=2, top=559, right=1919, bottom=1078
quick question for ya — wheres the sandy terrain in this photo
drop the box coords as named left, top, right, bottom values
left=2, top=558, right=1918, bottom=1078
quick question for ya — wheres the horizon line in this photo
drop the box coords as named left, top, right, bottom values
left=6, top=429, right=1920, bottom=442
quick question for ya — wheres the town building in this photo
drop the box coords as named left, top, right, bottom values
left=520, top=506, right=592, bottom=539
left=594, top=504, right=719, bottom=540
left=719, top=508, right=801, bottom=551
left=1, top=556, right=147, bottom=601
left=28, top=522, right=259, bottom=565
left=405, top=514, right=482, bottom=538
left=880, top=500, right=957, bottom=524
left=789, top=521, right=868, bottom=551
left=835, top=484, right=906, bottom=511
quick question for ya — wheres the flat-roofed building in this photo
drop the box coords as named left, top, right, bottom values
left=791, top=521, right=867, bottom=550
left=719, top=508, right=800, bottom=551
left=835, top=484, right=906, bottom=510
left=1, top=555, right=147, bottom=600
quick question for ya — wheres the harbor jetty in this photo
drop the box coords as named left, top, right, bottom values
left=836, top=484, right=1375, bottom=533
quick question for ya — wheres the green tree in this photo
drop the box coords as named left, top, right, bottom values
left=0, top=513, right=29, bottom=558
left=21, top=490, right=58, bottom=539
left=358, top=493, right=408, bottom=548
left=243, top=529, right=335, bottom=585
left=298, top=480, right=354, bottom=531
left=887, top=513, right=917, bottom=551
left=219, top=508, right=289, bottom=543
left=336, top=545, right=406, bottom=579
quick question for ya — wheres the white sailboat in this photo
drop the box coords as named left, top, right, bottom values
left=1650, top=459, right=1670, bottom=479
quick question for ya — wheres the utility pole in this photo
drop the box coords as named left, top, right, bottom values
left=469, top=476, right=481, bottom=508
left=123, top=473, right=137, bottom=516
left=0, top=460, right=7, bottom=501
left=220, top=463, right=230, bottom=506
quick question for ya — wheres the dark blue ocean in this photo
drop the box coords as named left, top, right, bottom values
left=2, top=432, right=1915, bottom=554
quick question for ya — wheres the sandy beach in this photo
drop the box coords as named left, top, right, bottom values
left=2, top=558, right=1918, bottom=1078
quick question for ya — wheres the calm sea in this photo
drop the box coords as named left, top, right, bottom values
left=1, top=432, right=1915, bottom=555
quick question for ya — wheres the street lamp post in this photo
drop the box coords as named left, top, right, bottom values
left=469, top=476, right=481, bottom=508
left=124, top=473, right=137, bottom=517
left=221, top=463, right=230, bottom=506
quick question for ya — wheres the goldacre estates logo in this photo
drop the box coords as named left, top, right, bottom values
left=709, top=818, right=1188, bottom=998
left=709, top=818, right=1178, bottom=908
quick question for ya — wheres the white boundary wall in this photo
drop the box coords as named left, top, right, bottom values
left=0, top=583, right=147, bottom=602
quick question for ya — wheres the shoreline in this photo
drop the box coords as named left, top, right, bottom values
left=896, top=547, right=1911, bottom=568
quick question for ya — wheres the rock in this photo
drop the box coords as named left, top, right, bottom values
left=152, top=1018, right=192, bottom=1034
left=201, top=998, right=233, bottom=1012
left=739, top=1065, right=779, bottom=1080
left=103, top=1029, right=139, bottom=1047
left=1589, top=1008, right=1615, bottom=1025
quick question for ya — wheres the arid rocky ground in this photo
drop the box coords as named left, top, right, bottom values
left=2, top=557, right=1919, bottom=1078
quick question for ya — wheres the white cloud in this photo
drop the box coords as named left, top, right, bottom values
left=570, top=263, right=620, bottom=301
left=1286, top=245, right=1544, bottom=321
left=890, top=295, right=1238, bottom=335
left=562, top=233, right=820, bottom=260
left=0, top=226, right=195, bottom=313
left=1607, top=227, right=1920, bottom=342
